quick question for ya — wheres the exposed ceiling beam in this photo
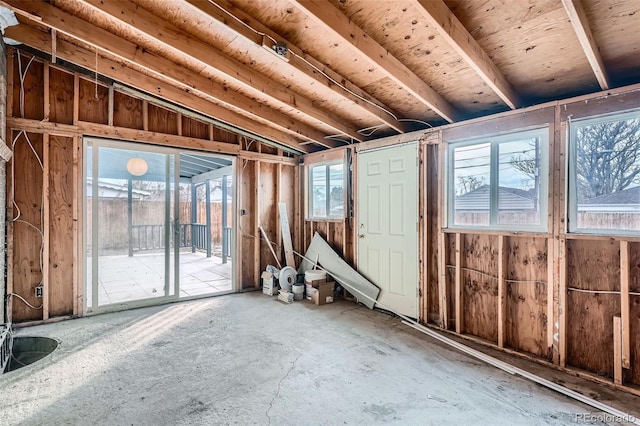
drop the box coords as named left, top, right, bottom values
left=0, top=0, right=337, bottom=149
left=78, top=0, right=361, bottom=143
left=414, top=0, right=520, bottom=110
left=560, top=0, right=610, bottom=90
left=186, top=0, right=409, bottom=134
left=290, top=0, right=460, bottom=123
left=5, top=23, right=313, bottom=153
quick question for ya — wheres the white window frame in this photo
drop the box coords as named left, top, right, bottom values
left=568, top=109, right=640, bottom=235
left=446, top=127, right=549, bottom=232
left=306, top=159, right=346, bottom=221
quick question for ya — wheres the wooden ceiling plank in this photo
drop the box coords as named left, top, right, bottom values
left=414, top=0, right=521, bottom=110
left=77, top=0, right=361, bottom=142
left=560, top=0, right=610, bottom=90
left=290, top=0, right=460, bottom=123
left=5, top=23, right=314, bottom=153
left=188, top=0, right=409, bottom=134
left=0, top=1, right=333, bottom=147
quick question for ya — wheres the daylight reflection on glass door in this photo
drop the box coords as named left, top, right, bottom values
left=85, top=140, right=176, bottom=311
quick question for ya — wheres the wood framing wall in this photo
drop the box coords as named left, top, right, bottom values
left=5, top=48, right=298, bottom=323
left=298, top=85, right=640, bottom=395
left=422, top=89, right=640, bottom=394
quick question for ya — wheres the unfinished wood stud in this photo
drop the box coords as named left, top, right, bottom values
left=620, top=240, right=631, bottom=369
left=613, top=316, right=623, bottom=385
left=497, top=235, right=506, bottom=348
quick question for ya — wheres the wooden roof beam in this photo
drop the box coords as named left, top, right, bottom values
left=560, top=0, right=610, bottom=90
left=290, top=0, right=460, bottom=123
left=0, top=1, right=338, bottom=149
left=414, top=0, right=521, bottom=110
left=5, top=23, right=314, bottom=153
left=186, top=0, right=409, bottom=134
left=77, top=0, right=362, bottom=143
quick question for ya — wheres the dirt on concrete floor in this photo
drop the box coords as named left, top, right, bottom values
left=1, top=292, right=638, bottom=425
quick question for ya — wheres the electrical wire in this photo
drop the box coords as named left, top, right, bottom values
left=205, top=0, right=435, bottom=131
left=568, top=287, right=640, bottom=296
left=7, top=293, right=43, bottom=310
left=445, top=264, right=547, bottom=285
left=8, top=52, right=47, bottom=314
left=17, top=53, right=36, bottom=119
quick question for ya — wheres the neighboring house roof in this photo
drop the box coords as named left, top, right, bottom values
left=455, top=185, right=536, bottom=211
left=209, top=186, right=233, bottom=203
left=580, top=186, right=640, bottom=212
left=87, top=178, right=151, bottom=199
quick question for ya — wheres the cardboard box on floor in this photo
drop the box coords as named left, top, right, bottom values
left=309, top=280, right=334, bottom=305
left=261, top=271, right=278, bottom=296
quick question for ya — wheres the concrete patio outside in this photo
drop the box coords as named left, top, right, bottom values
left=86, top=251, right=232, bottom=308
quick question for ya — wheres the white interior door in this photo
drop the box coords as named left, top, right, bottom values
left=357, top=142, right=418, bottom=317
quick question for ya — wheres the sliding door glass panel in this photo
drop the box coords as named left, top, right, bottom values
left=86, top=140, right=175, bottom=309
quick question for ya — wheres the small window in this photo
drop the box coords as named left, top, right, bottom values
left=569, top=110, right=640, bottom=234
left=447, top=128, right=548, bottom=231
left=308, top=161, right=345, bottom=219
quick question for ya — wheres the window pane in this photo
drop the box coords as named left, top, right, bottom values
left=311, top=165, right=327, bottom=218
left=328, top=164, right=344, bottom=218
left=574, top=116, right=640, bottom=232
left=453, top=143, right=490, bottom=226
left=498, top=137, right=541, bottom=226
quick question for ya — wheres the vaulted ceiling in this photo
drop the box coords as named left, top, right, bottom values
left=2, top=0, right=639, bottom=153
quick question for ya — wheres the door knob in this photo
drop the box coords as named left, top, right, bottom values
left=359, top=234, right=365, bottom=239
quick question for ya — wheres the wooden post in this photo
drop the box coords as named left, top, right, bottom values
left=498, top=235, right=506, bottom=347
left=72, top=73, right=79, bottom=125
left=613, top=316, right=623, bottom=385
left=418, top=142, right=426, bottom=322
left=6, top=53, right=14, bottom=321
left=293, top=164, right=301, bottom=255
left=455, top=232, right=462, bottom=334
left=551, top=106, right=564, bottom=365
left=436, top=133, right=447, bottom=329
left=107, top=85, right=114, bottom=126
left=43, top=62, right=50, bottom=121
left=72, top=135, right=81, bottom=316
left=222, top=174, right=228, bottom=264
left=276, top=162, right=282, bottom=257
left=7, top=49, right=14, bottom=119
left=142, top=100, right=148, bottom=131
left=559, top=238, right=567, bottom=367
left=438, top=232, right=448, bottom=329
left=547, top=238, right=555, bottom=353
left=176, top=112, right=182, bottom=136
left=42, top=134, right=50, bottom=321
left=620, top=240, right=631, bottom=369
left=51, top=29, right=57, bottom=64
left=254, top=160, right=261, bottom=286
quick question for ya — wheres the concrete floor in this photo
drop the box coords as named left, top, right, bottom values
left=2, top=293, right=639, bottom=425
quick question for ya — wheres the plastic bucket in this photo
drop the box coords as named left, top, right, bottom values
left=305, top=270, right=326, bottom=285
left=292, top=284, right=304, bottom=301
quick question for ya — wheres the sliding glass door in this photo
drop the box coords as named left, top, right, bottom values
left=85, top=139, right=177, bottom=312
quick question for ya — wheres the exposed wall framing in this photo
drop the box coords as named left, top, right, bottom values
left=5, top=48, right=299, bottom=322
left=426, top=87, right=640, bottom=394
left=300, top=84, right=640, bottom=396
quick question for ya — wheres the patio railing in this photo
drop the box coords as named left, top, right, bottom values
left=129, top=224, right=229, bottom=260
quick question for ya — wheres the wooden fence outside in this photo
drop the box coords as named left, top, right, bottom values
left=87, top=199, right=232, bottom=253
